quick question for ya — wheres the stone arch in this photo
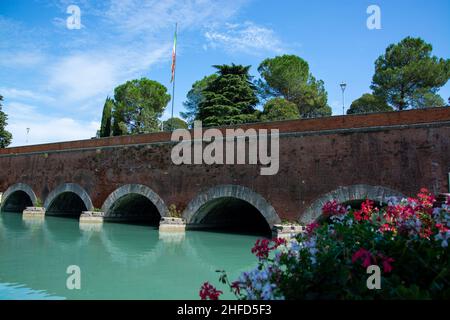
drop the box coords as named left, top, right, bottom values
left=300, top=184, right=405, bottom=224
left=183, top=185, right=281, bottom=229
left=44, top=183, right=93, bottom=213
left=101, top=184, right=168, bottom=220
left=0, top=183, right=38, bottom=212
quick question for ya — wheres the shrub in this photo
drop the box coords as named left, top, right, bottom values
left=201, top=188, right=449, bottom=300
left=168, top=204, right=182, bottom=218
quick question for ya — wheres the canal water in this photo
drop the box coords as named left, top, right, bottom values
left=0, top=212, right=260, bottom=300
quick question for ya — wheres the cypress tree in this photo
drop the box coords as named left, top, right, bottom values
left=0, top=94, right=12, bottom=148
left=99, top=97, right=114, bottom=137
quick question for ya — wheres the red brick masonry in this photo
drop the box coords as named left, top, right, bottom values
left=1, top=108, right=449, bottom=222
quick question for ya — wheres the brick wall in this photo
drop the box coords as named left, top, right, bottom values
left=1, top=108, right=449, bottom=221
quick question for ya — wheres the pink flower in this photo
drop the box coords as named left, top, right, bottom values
left=306, top=222, right=320, bottom=235
left=251, top=238, right=286, bottom=260
left=199, top=282, right=223, bottom=300
left=417, top=188, right=435, bottom=208
left=354, top=199, right=375, bottom=222
left=251, top=239, right=271, bottom=259
left=231, top=281, right=241, bottom=295
left=436, top=223, right=449, bottom=233
left=381, top=256, right=395, bottom=273
left=379, top=223, right=397, bottom=234
left=322, top=200, right=347, bottom=217
left=352, top=248, right=373, bottom=268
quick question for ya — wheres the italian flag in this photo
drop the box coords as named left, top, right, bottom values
left=171, top=23, right=177, bottom=83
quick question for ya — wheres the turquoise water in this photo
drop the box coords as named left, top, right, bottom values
left=0, top=212, right=260, bottom=300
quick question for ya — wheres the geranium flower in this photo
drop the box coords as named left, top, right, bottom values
left=352, top=248, right=374, bottom=268
left=379, top=223, right=397, bottom=235
left=231, top=281, right=241, bottom=296
left=322, top=200, right=347, bottom=216
left=354, top=199, right=375, bottom=221
left=417, top=188, right=435, bottom=208
left=306, top=222, right=320, bottom=235
left=199, top=282, right=223, bottom=300
left=251, top=238, right=286, bottom=260
left=378, top=254, right=395, bottom=273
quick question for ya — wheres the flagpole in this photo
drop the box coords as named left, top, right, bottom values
left=171, top=22, right=178, bottom=120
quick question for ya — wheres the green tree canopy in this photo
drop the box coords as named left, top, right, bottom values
left=109, top=78, right=171, bottom=136
left=257, top=55, right=331, bottom=118
left=162, top=117, right=188, bottom=131
left=99, top=96, right=114, bottom=137
left=347, top=93, right=393, bottom=115
left=409, top=90, right=445, bottom=109
left=197, top=64, right=259, bottom=127
left=371, top=37, right=450, bottom=110
left=0, top=94, right=12, bottom=148
left=260, top=97, right=300, bottom=122
left=181, top=74, right=218, bottom=126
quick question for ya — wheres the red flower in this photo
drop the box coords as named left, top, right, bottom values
left=436, top=223, right=449, bottom=233
left=306, top=222, right=320, bottom=235
left=354, top=199, right=375, bottom=222
left=231, top=281, right=241, bottom=295
left=199, top=282, right=223, bottom=300
left=251, top=238, right=286, bottom=260
left=417, top=188, right=435, bottom=208
left=381, top=256, right=395, bottom=273
left=322, top=200, right=347, bottom=217
left=352, top=248, right=373, bottom=268
left=419, top=227, right=432, bottom=239
left=251, top=239, right=271, bottom=259
left=379, top=223, right=397, bottom=234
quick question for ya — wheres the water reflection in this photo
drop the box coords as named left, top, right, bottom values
left=0, top=212, right=259, bottom=299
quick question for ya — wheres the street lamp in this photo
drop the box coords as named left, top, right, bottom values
left=26, top=127, right=30, bottom=144
left=340, top=82, right=347, bottom=116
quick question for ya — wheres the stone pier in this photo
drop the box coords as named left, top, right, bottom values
left=79, top=211, right=104, bottom=224
left=22, top=207, right=46, bottom=219
left=159, top=217, right=186, bottom=233
left=272, top=224, right=305, bottom=239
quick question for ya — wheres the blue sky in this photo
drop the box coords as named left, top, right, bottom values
left=1, top=0, right=449, bottom=146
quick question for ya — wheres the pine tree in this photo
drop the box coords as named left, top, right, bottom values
left=181, top=74, right=217, bottom=126
left=197, top=64, right=258, bottom=127
left=0, top=94, right=12, bottom=148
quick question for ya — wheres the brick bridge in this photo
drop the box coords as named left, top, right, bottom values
left=1, top=108, right=449, bottom=234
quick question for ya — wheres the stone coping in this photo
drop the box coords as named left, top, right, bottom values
left=81, top=211, right=105, bottom=217
left=1, top=107, right=449, bottom=156
left=272, top=224, right=305, bottom=233
left=24, top=207, right=46, bottom=212
left=160, top=217, right=186, bottom=225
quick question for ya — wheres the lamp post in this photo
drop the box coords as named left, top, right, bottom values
left=340, top=82, right=347, bottom=116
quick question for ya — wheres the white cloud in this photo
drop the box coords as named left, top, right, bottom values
left=204, top=21, right=284, bottom=55
left=4, top=102, right=100, bottom=147
left=104, top=0, right=250, bottom=35
left=48, top=55, right=117, bottom=101
left=0, top=87, right=54, bottom=103
left=46, top=41, right=171, bottom=103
